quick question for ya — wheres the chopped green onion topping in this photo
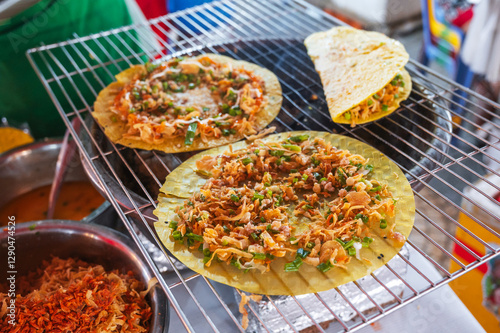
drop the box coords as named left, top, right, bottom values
left=337, top=168, right=346, bottom=185
left=380, top=219, right=388, bottom=229
left=373, top=93, right=380, bottom=100
left=229, top=106, right=242, bottom=116
left=311, top=156, right=320, bottom=166
left=221, top=128, right=236, bottom=136
left=296, top=248, right=310, bottom=259
left=186, top=233, right=204, bottom=242
left=172, top=230, right=182, bottom=240
left=223, top=225, right=230, bottom=233
left=230, top=194, right=239, bottom=202
left=317, top=262, right=333, bottom=272
left=241, top=157, right=253, bottom=165
left=284, top=257, right=303, bottom=272
left=367, top=99, right=374, bottom=106
left=365, top=164, right=374, bottom=173
left=306, top=242, right=314, bottom=249
left=355, top=213, right=369, bottom=223
left=289, top=134, right=310, bottom=143
left=168, top=221, right=178, bottom=229
left=347, top=247, right=356, bottom=256
left=342, top=239, right=354, bottom=249
left=250, top=233, right=259, bottom=241
left=145, top=62, right=159, bottom=73
left=184, top=122, right=197, bottom=145
left=381, top=104, right=389, bottom=112
left=302, top=174, right=309, bottom=181
left=269, top=150, right=285, bottom=157
left=252, top=193, right=264, bottom=201
left=369, top=186, right=382, bottom=192
left=253, top=253, right=266, bottom=260
left=362, top=237, right=374, bottom=247
left=344, top=112, right=351, bottom=120
left=282, top=144, right=301, bottom=152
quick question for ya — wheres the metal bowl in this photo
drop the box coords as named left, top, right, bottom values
left=0, top=220, right=169, bottom=332
left=0, top=140, right=116, bottom=225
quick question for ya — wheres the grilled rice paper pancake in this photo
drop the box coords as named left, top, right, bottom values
left=92, top=54, right=282, bottom=152
left=154, top=131, right=415, bottom=295
left=305, top=27, right=412, bottom=126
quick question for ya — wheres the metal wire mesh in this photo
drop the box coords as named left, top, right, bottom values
left=26, top=0, right=500, bottom=332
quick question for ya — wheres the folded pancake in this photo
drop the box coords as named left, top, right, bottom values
left=92, top=54, right=282, bottom=152
left=305, top=27, right=412, bottom=127
left=154, top=131, right=415, bottom=295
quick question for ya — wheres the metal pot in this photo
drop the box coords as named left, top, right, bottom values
left=0, top=139, right=117, bottom=225
left=0, top=220, right=169, bottom=332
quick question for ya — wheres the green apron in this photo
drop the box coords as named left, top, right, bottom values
left=0, top=0, right=135, bottom=139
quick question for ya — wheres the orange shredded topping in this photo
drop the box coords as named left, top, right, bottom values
left=0, top=257, right=153, bottom=332
left=166, top=135, right=398, bottom=273
left=112, top=56, right=267, bottom=145
left=345, top=72, right=405, bottom=126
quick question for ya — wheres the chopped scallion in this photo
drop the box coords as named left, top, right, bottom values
left=284, top=257, right=303, bottom=272
left=172, top=230, right=182, bottom=240
left=282, top=144, right=301, bottom=152
left=241, top=157, right=253, bottom=165
left=317, top=262, right=333, bottom=272
left=296, top=248, right=310, bottom=259
left=184, top=122, right=197, bottom=145
left=252, top=253, right=266, bottom=260
left=288, top=134, right=309, bottom=143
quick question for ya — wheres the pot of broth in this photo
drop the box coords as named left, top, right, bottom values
left=0, top=140, right=117, bottom=226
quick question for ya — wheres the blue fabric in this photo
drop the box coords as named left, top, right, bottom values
left=168, top=0, right=214, bottom=13
left=167, top=0, right=230, bottom=35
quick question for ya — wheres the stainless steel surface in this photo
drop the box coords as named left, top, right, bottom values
left=26, top=0, right=500, bottom=332
left=0, top=140, right=112, bottom=224
left=0, top=220, right=169, bottom=332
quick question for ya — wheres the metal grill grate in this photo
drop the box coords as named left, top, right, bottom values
left=27, top=0, right=500, bottom=331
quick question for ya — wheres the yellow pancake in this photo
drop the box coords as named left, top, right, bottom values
left=305, top=27, right=411, bottom=125
left=154, top=131, right=415, bottom=295
left=92, top=54, right=282, bottom=153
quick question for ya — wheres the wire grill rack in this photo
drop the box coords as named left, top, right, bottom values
left=27, top=0, right=500, bottom=331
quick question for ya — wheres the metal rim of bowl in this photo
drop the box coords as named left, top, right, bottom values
left=0, top=220, right=169, bottom=332
left=0, top=139, right=113, bottom=224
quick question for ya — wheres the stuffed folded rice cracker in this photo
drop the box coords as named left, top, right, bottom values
left=305, top=27, right=412, bottom=126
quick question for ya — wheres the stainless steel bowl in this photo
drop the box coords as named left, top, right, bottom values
left=0, top=220, right=169, bottom=332
left=0, top=140, right=116, bottom=225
